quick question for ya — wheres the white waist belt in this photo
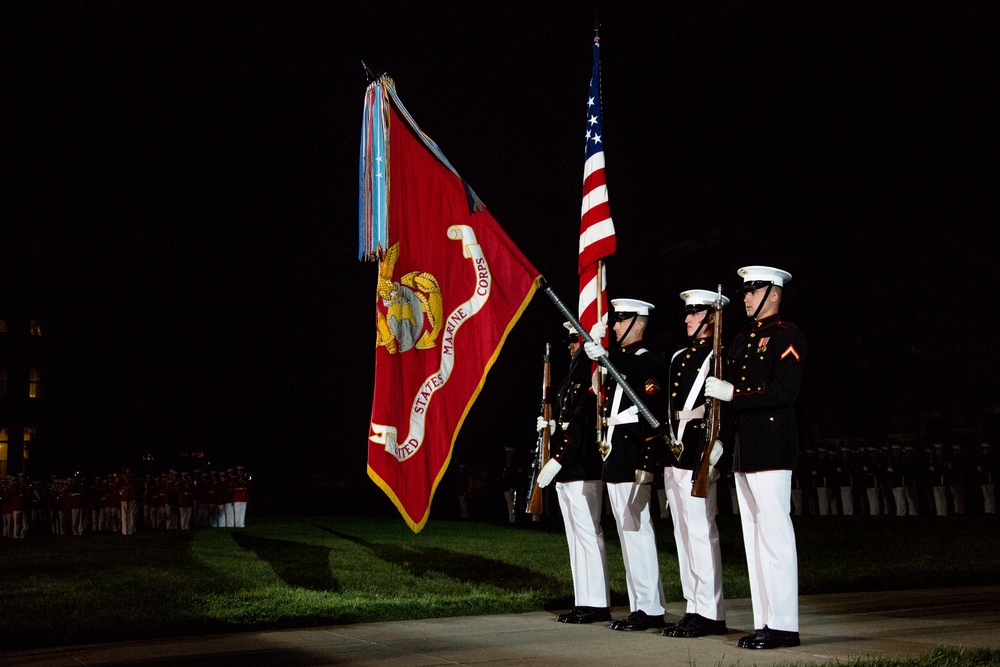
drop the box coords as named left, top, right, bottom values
left=674, top=405, right=705, bottom=421
left=607, top=405, right=639, bottom=426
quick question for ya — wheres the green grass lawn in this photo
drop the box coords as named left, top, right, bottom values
left=1, top=513, right=999, bottom=655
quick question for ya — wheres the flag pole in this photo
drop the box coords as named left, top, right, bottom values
left=594, top=260, right=606, bottom=453
left=541, top=281, right=679, bottom=450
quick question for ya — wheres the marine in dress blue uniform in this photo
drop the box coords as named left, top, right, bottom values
left=705, top=266, right=807, bottom=650
left=585, top=298, right=667, bottom=632
left=661, top=289, right=732, bottom=638
left=536, top=323, right=611, bottom=624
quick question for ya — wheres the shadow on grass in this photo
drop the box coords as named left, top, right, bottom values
left=231, top=532, right=341, bottom=592
left=313, top=524, right=560, bottom=592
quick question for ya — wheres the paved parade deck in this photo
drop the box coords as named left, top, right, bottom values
left=4, top=586, right=998, bottom=666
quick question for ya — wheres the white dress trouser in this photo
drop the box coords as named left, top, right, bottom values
left=790, top=488, right=804, bottom=515
left=816, top=486, right=832, bottom=515
left=664, top=467, right=725, bottom=621
left=735, top=470, right=798, bottom=632
left=983, top=484, right=996, bottom=514
left=234, top=501, right=247, bottom=528
left=892, top=487, right=909, bottom=515
left=932, top=486, right=948, bottom=515
left=121, top=500, right=137, bottom=535
left=866, top=488, right=880, bottom=515
left=556, top=480, right=610, bottom=608
left=840, top=487, right=855, bottom=515
left=950, top=485, right=966, bottom=514
left=606, top=481, right=665, bottom=615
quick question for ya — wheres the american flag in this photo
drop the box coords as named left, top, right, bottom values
left=578, top=34, right=616, bottom=346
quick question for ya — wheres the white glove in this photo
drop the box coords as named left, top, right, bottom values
left=704, top=441, right=724, bottom=483
left=584, top=341, right=607, bottom=360
left=536, top=416, right=556, bottom=434
left=536, top=458, right=562, bottom=488
left=634, top=469, right=654, bottom=485
left=589, top=320, right=607, bottom=342
left=709, top=440, right=724, bottom=467
left=704, top=377, right=734, bottom=402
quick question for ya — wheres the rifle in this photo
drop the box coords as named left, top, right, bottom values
left=692, top=284, right=724, bottom=499
left=540, top=282, right=681, bottom=457
left=526, top=342, right=552, bottom=515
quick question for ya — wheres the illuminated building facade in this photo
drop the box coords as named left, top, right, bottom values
left=0, top=316, right=45, bottom=478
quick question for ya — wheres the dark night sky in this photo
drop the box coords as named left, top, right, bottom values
left=3, top=2, right=998, bottom=512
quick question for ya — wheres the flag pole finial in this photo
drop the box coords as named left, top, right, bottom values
left=361, top=60, right=377, bottom=83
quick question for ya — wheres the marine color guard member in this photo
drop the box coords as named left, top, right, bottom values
left=536, top=322, right=611, bottom=624
left=661, top=289, right=730, bottom=638
left=585, top=298, right=667, bottom=632
left=705, top=266, right=806, bottom=649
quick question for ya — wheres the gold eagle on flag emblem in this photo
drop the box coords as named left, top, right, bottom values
left=376, top=242, right=443, bottom=353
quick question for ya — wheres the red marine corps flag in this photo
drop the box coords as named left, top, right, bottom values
left=359, top=75, right=541, bottom=533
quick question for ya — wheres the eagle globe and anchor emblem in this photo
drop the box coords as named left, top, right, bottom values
left=375, top=242, right=443, bottom=354
left=370, top=226, right=494, bottom=462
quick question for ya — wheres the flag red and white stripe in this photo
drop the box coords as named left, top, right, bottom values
left=578, top=35, right=615, bottom=344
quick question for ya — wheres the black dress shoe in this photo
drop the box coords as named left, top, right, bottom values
left=738, top=628, right=770, bottom=648
left=660, top=613, right=696, bottom=635
left=560, top=606, right=612, bottom=624
left=738, top=626, right=800, bottom=649
left=665, top=614, right=728, bottom=638
left=558, top=607, right=584, bottom=623
left=610, top=610, right=665, bottom=631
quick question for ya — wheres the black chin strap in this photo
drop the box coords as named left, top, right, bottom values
left=617, top=315, right=638, bottom=347
left=691, top=309, right=709, bottom=340
left=750, top=284, right=774, bottom=320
